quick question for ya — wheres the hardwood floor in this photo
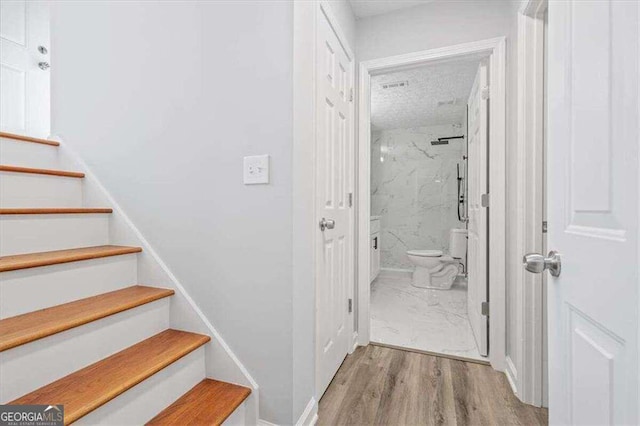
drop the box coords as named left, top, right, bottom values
left=318, top=345, right=548, bottom=426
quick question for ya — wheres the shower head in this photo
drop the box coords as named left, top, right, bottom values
left=430, top=135, right=464, bottom=146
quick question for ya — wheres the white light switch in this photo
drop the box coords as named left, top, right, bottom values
left=243, top=155, right=270, bottom=184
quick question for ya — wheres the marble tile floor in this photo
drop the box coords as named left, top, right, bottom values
left=370, top=269, right=486, bottom=362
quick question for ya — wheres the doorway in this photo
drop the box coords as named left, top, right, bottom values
left=367, top=57, right=486, bottom=362
left=357, top=38, right=507, bottom=370
left=0, top=0, right=50, bottom=138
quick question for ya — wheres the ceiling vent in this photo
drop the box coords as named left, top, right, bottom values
left=381, top=81, right=409, bottom=90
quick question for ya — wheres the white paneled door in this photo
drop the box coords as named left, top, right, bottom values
left=467, top=63, right=488, bottom=357
left=0, top=0, right=50, bottom=137
left=547, top=1, right=639, bottom=424
left=315, top=7, right=353, bottom=398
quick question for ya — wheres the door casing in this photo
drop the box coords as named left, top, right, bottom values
left=356, top=37, right=508, bottom=371
left=509, top=0, right=548, bottom=407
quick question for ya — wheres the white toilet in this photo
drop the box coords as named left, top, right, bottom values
left=406, top=228, right=468, bottom=290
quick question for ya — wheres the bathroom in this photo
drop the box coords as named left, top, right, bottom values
left=369, top=57, right=487, bottom=362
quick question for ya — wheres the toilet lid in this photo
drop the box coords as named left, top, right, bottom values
left=407, top=249, right=443, bottom=257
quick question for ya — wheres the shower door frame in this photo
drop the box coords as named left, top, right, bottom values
left=356, top=37, right=508, bottom=371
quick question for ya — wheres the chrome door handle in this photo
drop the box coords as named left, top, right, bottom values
left=319, top=218, right=335, bottom=231
left=523, top=251, right=561, bottom=277
left=38, top=62, right=50, bottom=71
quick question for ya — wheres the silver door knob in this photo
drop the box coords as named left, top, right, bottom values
left=38, top=62, right=50, bottom=71
left=319, top=218, right=335, bottom=231
left=523, top=251, right=561, bottom=277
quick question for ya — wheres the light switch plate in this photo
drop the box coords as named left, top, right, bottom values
left=243, top=155, right=270, bottom=184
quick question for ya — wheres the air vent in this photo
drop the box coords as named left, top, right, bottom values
left=381, top=81, right=409, bottom=90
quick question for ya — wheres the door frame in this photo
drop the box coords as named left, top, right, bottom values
left=506, top=0, right=548, bottom=407
left=356, top=37, right=508, bottom=371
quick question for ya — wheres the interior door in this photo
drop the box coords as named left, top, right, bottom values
left=546, top=1, right=639, bottom=424
left=315, top=6, right=353, bottom=398
left=0, top=0, right=50, bottom=138
left=466, top=63, right=489, bottom=357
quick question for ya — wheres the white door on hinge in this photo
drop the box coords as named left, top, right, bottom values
left=315, top=7, right=353, bottom=398
left=0, top=0, right=50, bottom=137
left=467, top=63, right=489, bottom=357
left=547, top=1, right=639, bottom=424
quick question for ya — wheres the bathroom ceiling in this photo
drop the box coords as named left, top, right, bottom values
left=349, top=1, right=433, bottom=19
left=370, top=58, right=481, bottom=130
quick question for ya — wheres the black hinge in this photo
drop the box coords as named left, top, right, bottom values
left=348, top=298, right=353, bottom=313
left=481, top=193, right=490, bottom=208
left=542, top=221, right=548, bottom=233
left=348, top=192, right=353, bottom=207
left=481, top=301, right=489, bottom=316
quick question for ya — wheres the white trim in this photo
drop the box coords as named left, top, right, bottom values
left=52, top=136, right=259, bottom=424
left=505, top=355, right=520, bottom=397
left=513, top=0, right=548, bottom=407
left=295, top=398, right=319, bottom=426
left=292, top=1, right=318, bottom=424
left=356, top=37, right=508, bottom=371
left=379, top=267, right=413, bottom=274
left=257, top=399, right=317, bottom=426
left=319, top=1, right=354, bottom=61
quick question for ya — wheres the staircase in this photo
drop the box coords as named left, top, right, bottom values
left=0, top=131, right=252, bottom=425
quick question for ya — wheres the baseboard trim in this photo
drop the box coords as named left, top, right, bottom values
left=296, top=397, right=318, bottom=426
left=505, top=355, right=519, bottom=397
left=380, top=267, right=413, bottom=274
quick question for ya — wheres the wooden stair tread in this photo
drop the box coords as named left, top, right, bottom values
left=0, top=131, right=60, bottom=146
left=0, top=285, right=174, bottom=352
left=146, top=379, right=251, bottom=426
left=0, top=208, right=113, bottom=215
left=11, top=329, right=211, bottom=425
left=0, top=245, right=142, bottom=272
left=0, top=164, right=84, bottom=178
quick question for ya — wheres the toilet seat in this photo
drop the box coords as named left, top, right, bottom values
left=406, top=249, right=443, bottom=257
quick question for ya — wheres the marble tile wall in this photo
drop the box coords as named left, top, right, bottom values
left=371, top=123, right=467, bottom=270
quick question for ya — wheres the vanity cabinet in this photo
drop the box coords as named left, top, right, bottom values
left=370, top=217, right=381, bottom=282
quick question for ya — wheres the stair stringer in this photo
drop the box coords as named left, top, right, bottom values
left=53, top=136, right=259, bottom=425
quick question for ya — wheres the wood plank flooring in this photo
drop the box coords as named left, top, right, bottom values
left=318, top=345, right=548, bottom=426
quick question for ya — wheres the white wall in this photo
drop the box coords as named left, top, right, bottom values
left=371, top=124, right=466, bottom=270
left=357, top=0, right=521, bottom=374
left=50, top=2, right=295, bottom=424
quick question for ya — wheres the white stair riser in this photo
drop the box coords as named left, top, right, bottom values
left=75, top=346, right=206, bottom=425
left=0, top=214, right=109, bottom=256
left=222, top=401, right=246, bottom=426
left=0, top=298, right=171, bottom=403
left=0, top=254, right=137, bottom=319
left=0, top=172, right=83, bottom=208
left=0, top=138, right=60, bottom=169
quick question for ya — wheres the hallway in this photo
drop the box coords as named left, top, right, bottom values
left=318, top=345, right=548, bottom=425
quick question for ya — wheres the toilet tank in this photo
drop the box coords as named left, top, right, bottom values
left=449, top=228, right=468, bottom=259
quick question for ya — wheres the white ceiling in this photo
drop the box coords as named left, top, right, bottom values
left=348, top=0, right=433, bottom=19
left=371, top=59, right=481, bottom=130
